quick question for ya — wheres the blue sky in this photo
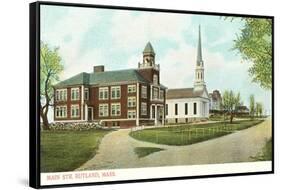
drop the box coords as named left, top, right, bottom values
left=41, top=5, right=272, bottom=115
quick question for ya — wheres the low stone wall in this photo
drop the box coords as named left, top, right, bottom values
left=49, top=122, right=103, bottom=131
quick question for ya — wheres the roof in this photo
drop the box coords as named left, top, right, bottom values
left=143, top=42, right=155, bottom=54
left=54, top=69, right=166, bottom=88
left=166, top=88, right=204, bottom=99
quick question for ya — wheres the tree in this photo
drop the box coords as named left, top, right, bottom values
left=221, top=90, right=241, bottom=123
left=40, top=42, right=63, bottom=130
left=232, top=18, right=272, bottom=90
left=256, top=102, right=263, bottom=117
left=249, top=94, right=255, bottom=119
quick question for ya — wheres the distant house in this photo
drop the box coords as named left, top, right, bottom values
left=53, top=42, right=166, bottom=128
left=209, top=90, right=222, bottom=111
left=236, top=105, right=250, bottom=115
left=166, top=26, right=210, bottom=123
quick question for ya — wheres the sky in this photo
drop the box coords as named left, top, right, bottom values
left=41, top=4, right=272, bottom=119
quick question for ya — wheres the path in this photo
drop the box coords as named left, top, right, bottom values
left=77, top=118, right=272, bottom=170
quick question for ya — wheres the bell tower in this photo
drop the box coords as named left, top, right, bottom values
left=141, top=42, right=155, bottom=68
left=194, top=25, right=206, bottom=92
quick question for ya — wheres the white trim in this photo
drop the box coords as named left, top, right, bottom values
left=128, top=84, right=136, bottom=93
left=71, top=104, right=80, bottom=118
left=111, top=103, right=121, bottom=116
left=55, top=89, right=67, bottom=101
left=127, top=110, right=136, bottom=119
left=71, top=87, right=80, bottom=101
left=136, top=83, right=140, bottom=126
left=111, top=86, right=121, bottom=99
left=100, top=118, right=137, bottom=122
left=81, top=85, right=84, bottom=120
left=99, top=103, right=109, bottom=117
left=54, top=119, right=87, bottom=123
left=99, top=87, right=109, bottom=100
left=55, top=105, right=67, bottom=118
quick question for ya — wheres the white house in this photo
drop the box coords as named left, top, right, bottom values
left=166, top=26, right=210, bottom=123
left=209, top=90, right=222, bottom=111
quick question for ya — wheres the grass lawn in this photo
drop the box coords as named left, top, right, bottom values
left=134, top=147, right=165, bottom=158
left=130, top=120, right=264, bottom=146
left=41, top=129, right=111, bottom=173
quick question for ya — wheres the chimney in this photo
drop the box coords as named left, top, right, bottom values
left=93, top=65, right=104, bottom=73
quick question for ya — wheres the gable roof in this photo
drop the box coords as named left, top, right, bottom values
left=166, top=88, right=205, bottom=99
left=54, top=69, right=165, bottom=88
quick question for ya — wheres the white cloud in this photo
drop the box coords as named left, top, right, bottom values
left=110, top=11, right=192, bottom=51
left=41, top=6, right=103, bottom=80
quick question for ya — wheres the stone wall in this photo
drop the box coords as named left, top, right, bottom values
left=48, top=122, right=103, bottom=131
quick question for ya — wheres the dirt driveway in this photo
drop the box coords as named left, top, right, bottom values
left=77, top=118, right=272, bottom=170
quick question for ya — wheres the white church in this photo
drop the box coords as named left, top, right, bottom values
left=166, top=26, right=210, bottom=123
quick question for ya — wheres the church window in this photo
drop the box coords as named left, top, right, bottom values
left=194, top=102, right=197, bottom=115
left=175, top=104, right=178, bottom=115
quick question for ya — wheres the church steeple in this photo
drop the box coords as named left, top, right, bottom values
left=197, top=25, right=204, bottom=66
left=194, top=25, right=206, bottom=92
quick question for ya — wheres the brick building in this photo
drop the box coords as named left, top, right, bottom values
left=53, top=42, right=166, bottom=128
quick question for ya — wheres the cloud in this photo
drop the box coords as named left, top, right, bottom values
left=110, top=11, right=192, bottom=52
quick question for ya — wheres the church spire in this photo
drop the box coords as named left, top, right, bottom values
left=197, top=25, right=203, bottom=66
left=194, top=25, right=206, bottom=92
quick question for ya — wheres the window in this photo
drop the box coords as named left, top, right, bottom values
left=71, top=105, right=79, bottom=118
left=112, top=121, right=120, bottom=127
left=99, top=104, right=108, bottom=117
left=55, top=106, right=67, bottom=118
left=165, top=104, right=168, bottom=115
left=128, top=110, right=136, bottom=119
left=194, top=102, right=197, bottom=115
left=160, top=90, right=164, bottom=100
left=111, top=86, right=121, bottom=99
left=153, top=87, right=159, bottom=100
left=128, top=97, right=136, bottom=107
left=99, top=87, right=108, bottom=100
left=128, top=85, right=136, bottom=93
left=175, top=104, right=178, bottom=115
left=153, top=74, right=158, bottom=85
left=141, top=102, right=147, bottom=115
left=185, top=103, right=188, bottom=115
left=84, top=88, right=89, bottom=100
left=71, top=88, right=80, bottom=100
left=141, top=86, right=147, bottom=99
left=111, top=103, right=121, bottom=116
left=56, top=89, right=67, bottom=101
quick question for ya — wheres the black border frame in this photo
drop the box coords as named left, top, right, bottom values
left=29, top=1, right=274, bottom=189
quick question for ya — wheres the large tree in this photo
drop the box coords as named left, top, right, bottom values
left=221, top=90, right=241, bottom=123
left=40, top=42, right=63, bottom=130
left=249, top=94, right=255, bottom=118
left=233, top=18, right=272, bottom=89
left=256, top=102, right=263, bottom=117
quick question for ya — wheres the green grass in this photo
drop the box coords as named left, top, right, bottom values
left=41, top=129, right=111, bottom=172
left=134, top=147, right=165, bottom=158
left=130, top=120, right=264, bottom=146
left=251, top=138, right=272, bottom=161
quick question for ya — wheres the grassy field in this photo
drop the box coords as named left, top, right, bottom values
left=130, top=120, right=264, bottom=146
left=41, top=129, right=111, bottom=173
left=134, top=147, right=165, bottom=158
